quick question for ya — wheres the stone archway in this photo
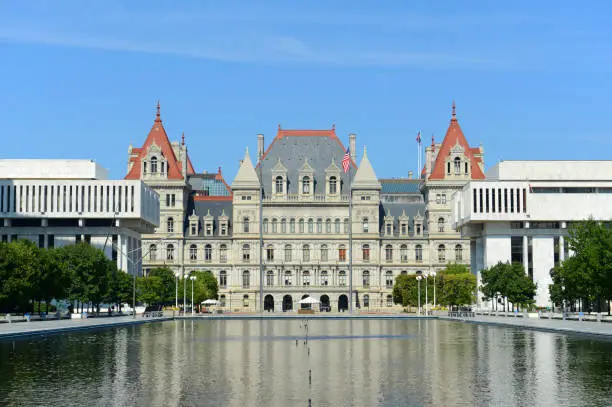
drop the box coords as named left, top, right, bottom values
left=264, top=295, right=274, bottom=312
left=320, top=295, right=331, bottom=312
left=282, top=295, right=293, bottom=312
left=338, top=294, right=349, bottom=312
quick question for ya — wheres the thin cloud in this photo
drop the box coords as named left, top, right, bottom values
left=0, top=25, right=504, bottom=68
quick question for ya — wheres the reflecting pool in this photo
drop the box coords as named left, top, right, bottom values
left=1, top=319, right=611, bottom=406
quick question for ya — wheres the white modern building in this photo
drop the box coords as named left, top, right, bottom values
left=0, top=159, right=160, bottom=275
left=452, top=160, right=612, bottom=308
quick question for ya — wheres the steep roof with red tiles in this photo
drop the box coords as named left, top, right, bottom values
left=428, top=103, right=485, bottom=180
left=125, top=103, right=186, bottom=180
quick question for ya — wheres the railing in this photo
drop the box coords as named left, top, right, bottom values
left=448, top=311, right=475, bottom=318
left=263, top=194, right=349, bottom=203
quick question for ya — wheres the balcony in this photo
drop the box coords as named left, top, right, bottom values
left=263, top=194, right=349, bottom=203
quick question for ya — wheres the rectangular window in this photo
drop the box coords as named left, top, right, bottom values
left=510, top=189, right=514, bottom=213
left=479, top=188, right=483, bottom=213
left=522, top=188, right=527, bottom=212
left=510, top=236, right=523, bottom=264
left=554, top=236, right=560, bottom=268
left=436, top=194, right=441, bottom=204
left=528, top=236, right=533, bottom=280
left=171, top=194, right=176, bottom=207
left=473, top=188, right=477, bottom=213
left=485, top=189, right=489, bottom=213
left=166, top=194, right=170, bottom=207
left=504, top=189, right=508, bottom=213
left=516, top=188, right=521, bottom=213
left=243, top=217, right=250, bottom=233
left=38, top=234, right=45, bottom=248
left=48, top=235, right=54, bottom=248
left=441, top=194, right=446, bottom=204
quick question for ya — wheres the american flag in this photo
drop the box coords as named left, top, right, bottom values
left=342, top=147, right=350, bottom=173
left=416, top=131, right=421, bottom=144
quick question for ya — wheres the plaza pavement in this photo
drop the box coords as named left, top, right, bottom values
left=0, top=315, right=172, bottom=340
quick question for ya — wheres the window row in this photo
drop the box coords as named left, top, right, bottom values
left=263, top=217, right=350, bottom=234
left=274, top=175, right=341, bottom=195
left=473, top=187, right=528, bottom=214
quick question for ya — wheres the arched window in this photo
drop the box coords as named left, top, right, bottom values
left=303, top=270, right=310, bottom=286
left=362, top=217, right=369, bottom=233
left=219, top=271, right=227, bottom=288
left=329, top=176, right=337, bottom=194
left=242, top=244, right=251, bottom=262
left=149, top=244, right=157, bottom=261
left=266, top=270, right=274, bottom=286
left=385, top=271, right=394, bottom=288
left=243, top=217, right=250, bottom=233
left=272, top=218, right=278, bottom=233
left=454, top=157, right=461, bottom=174
left=326, top=218, right=332, bottom=233
left=415, top=244, right=423, bottom=261
left=220, top=294, right=226, bottom=307
left=290, top=218, right=296, bottom=233
left=308, top=218, right=314, bottom=233
left=204, top=244, right=212, bottom=261
left=220, top=244, right=227, bottom=262
left=303, top=244, right=310, bottom=261
left=263, top=218, right=269, bottom=233
left=275, top=176, right=283, bottom=193
left=150, top=156, right=158, bottom=173
left=338, top=244, right=347, bottom=261
left=243, top=294, right=249, bottom=307
left=167, top=217, right=174, bottom=233
left=455, top=244, right=463, bottom=261
left=362, top=244, right=370, bottom=261
left=386, top=295, right=393, bottom=307
left=285, top=244, right=292, bottom=262
left=302, top=176, right=310, bottom=194
left=363, top=294, right=370, bottom=308
left=321, top=270, right=329, bottom=286
left=344, top=218, right=349, bottom=233
left=320, top=244, right=328, bottom=261
left=189, top=244, right=197, bottom=261
left=299, top=219, right=305, bottom=233
left=362, top=270, right=370, bottom=287
left=339, top=271, right=347, bottom=286
left=284, top=270, right=292, bottom=286
left=166, top=244, right=174, bottom=260
left=438, top=244, right=446, bottom=262
left=438, top=217, right=445, bottom=233
left=317, top=218, right=322, bottom=233
left=266, top=244, right=274, bottom=261
left=242, top=271, right=250, bottom=288
left=281, top=218, right=287, bottom=233
left=401, top=270, right=408, bottom=275
left=335, top=218, right=341, bottom=233
left=385, top=244, right=393, bottom=262
left=400, top=244, right=408, bottom=262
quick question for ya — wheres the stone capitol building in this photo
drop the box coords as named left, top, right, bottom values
left=126, top=103, right=483, bottom=312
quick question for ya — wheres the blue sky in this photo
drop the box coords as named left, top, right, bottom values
left=0, top=1, right=611, bottom=180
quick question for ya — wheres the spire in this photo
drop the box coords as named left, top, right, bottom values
left=352, top=146, right=380, bottom=190
left=431, top=134, right=435, bottom=147
left=155, top=100, right=161, bottom=123
left=231, top=147, right=260, bottom=189
left=181, top=132, right=185, bottom=146
left=451, top=100, right=457, bottom=122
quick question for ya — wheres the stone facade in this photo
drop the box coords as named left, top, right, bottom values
left=126, top=103, right=481, bottom=311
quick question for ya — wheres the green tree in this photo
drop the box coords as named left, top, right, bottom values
left=0, top=240, right=39, bottom=313
left=187, top=271, right=219, bottom=306
left=36, top=248, right=71, bottom=313
left=137, top=275, right=164, bottom=305
left=392, top=274, right=419, bottom=307
left=148, top=267, right=176, bottom=305
left=481, top=261, right=536, bottom=312
left=103, top=265, right=132, bottom=311
left=438, top=264, right=476, bottom=309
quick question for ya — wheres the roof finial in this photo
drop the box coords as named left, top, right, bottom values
left=332, top=123, right=336, bottom=132
left=451, top=100, right=456, bottom=120
left=181, top=132, right=185, bottom=146
left=218, top=166, right=222, bottom=175
left=278, top=124, right=281, bottom=131
left=155, top=100, right=161, bottom=122
left=431, top=134, right=435, bottom=147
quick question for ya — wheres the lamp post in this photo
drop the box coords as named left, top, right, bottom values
left=190, top=275, right=197, bottom=316
left=424, top=272, right=429, bottom=315
left=431, top=271, right=437, bottom=311
left=416, top=275, right=422, bottom=316
left=174, top=271, right=181, bottom=309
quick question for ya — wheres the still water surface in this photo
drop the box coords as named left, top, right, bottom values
left=1, top=319, right=611, bottom=406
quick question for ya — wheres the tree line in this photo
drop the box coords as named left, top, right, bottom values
left=0, top=239, right=218, bottom=314
left=392, top=264, right=477, bottom=310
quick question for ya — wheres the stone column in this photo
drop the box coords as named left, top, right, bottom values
left=523, top=235, right=528, bottom=276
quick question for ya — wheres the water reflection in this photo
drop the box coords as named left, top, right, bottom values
left=0, top=320, right=611, bottom=407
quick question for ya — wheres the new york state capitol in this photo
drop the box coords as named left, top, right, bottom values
left=127, top=104, right=479, bottom=312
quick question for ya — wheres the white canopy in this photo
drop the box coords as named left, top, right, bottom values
left=202, top=299, right=218, bottom=305
left=298, top=296, right=320, bottom=304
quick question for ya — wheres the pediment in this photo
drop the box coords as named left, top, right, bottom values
left=271, top=158, right=287, bottom=173
left=325, top=159, right=341, bottom=174
left=299, top=157, right=314, bottom=173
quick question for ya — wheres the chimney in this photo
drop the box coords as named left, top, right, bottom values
left=257, top=134, right=264, bottom=160
left=408, top=171, right=413, bottom=179
left=349, top=133, right=356, bottom=161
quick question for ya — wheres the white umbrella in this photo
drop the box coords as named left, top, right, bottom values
left=202, top=299, right=218, bottom=305
left=298, top=296, right=320, bottom=304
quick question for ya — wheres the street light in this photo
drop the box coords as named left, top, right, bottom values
left=174, top=270, right=181, bottom=309
left=190, top=275, right=197, bottom=316
left=424, top=272, right=429, bottom=315
left=416, top=275, right=422, bottom=316
left=431, top=271, right=437, bottom=311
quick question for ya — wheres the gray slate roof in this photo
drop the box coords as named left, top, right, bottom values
left=184, top=197, right=233, bottom=237
left=258, top=135, right=356, bottom=195
left=380, top=179, right=421, bottom=194
left=379, top=201, right=427, bottom=235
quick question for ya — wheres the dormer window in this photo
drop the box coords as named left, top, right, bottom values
left=190, top=222, right=197, bottom=236
left=302, top=176, right=311, bottom=194
left=454, top=157, right=461, bottom=174
left=151, top=156, right=158, bottom=173
left=465, top=162, right=469, bottom=174
left=275, top=176, right=284, bottom=193
left=161, top=161, right=166, bottom=174
left=401, top=223, right=407, bottom=235
left=329, top=176, right=337, bottom=194
left=205, top=222, right=213, bottom=236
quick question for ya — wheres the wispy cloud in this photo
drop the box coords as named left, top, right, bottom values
left=0, top=23, right=504, bottom=68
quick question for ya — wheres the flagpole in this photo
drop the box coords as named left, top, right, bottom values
left=348, top=148, right=353, bottom=314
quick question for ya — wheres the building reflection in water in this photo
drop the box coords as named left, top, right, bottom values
left=0, top=320, right=611, bottom=407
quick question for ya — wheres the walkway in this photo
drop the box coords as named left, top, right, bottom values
left=0, top=315, right=172, bottom=340
left=442, top=314, right=612, bottom=338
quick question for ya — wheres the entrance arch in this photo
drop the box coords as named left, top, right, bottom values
left=282, top=295, right=293, bottom=312
left=320, top=295, right=330, bottom=312
left=264, top=295, right=274, bottom=312
left=338, top=294, right=349, bottom=312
